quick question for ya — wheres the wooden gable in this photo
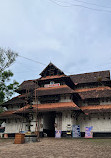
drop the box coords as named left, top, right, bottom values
left=39, top=62, right=65, bottom=77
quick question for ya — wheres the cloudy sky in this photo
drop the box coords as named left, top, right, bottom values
left=1, top=0, right=111, bottom=84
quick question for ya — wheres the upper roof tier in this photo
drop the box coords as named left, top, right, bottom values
left=70, top=70, right=110, bottom=84
left=39, top=62, right=65, bottom=77
left=17, top=63, right=111, bottom=93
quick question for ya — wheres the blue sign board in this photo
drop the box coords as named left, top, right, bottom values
left=72, top=125, right=81, bottom=138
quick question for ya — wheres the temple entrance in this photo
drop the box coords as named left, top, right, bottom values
left=43, top=112, right=55, bottom=137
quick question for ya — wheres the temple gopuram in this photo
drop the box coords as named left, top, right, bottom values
left=1, top=62, right=111, bottom=137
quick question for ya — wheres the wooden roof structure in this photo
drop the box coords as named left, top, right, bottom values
left=39, top=62, right=65, bottom=77
left=77, top=88, right=111, bottom=100
left=81, top=105, right=111, bottom=114
left=1, top=63, right=111, bottom=118
left=0, top=110, right=22, bottom=119
left=1, top=95, right=26, bottom=107
left=70, top=70, right=110, bottom=84
left=36, top=85, right=74, bottom=96
left=14, top=102, right=80, bottom=113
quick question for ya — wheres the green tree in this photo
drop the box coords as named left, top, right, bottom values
left=0, top=48, right=19, bottom=105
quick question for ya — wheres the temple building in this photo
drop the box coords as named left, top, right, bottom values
left=1, top=62, right=111, bottom=137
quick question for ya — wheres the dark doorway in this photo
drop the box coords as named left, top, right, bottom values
left=43, top=112, right=55, bottom=137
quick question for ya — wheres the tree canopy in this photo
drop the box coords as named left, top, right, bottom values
left=0, top=48, right=19, bottom=105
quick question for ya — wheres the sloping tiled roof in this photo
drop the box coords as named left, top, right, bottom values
left=39, top=75, right=65, bottom=80
left=17, top=70, right=110, bottom=92
left=61, top=76, right=75, bottom=89
left=13, top=104, right=32, bottom=114
left=14, top=102, right=80, bottom=113
left=18, top=79, right=36, bottom=92
left=37, top=102, right=80, bottom=111
left=70, top=70, right=110, bottom=84
left=74, top=86, right=111, bottom=92
left=78, top=88, right=111, bottom=100
left=1, top=94, right=28, bottom=106
left=81, top=105, right=111, bottom=113
left=37, top=85, right=74, bottom=96
left=0, top=110, right=21, bottom=119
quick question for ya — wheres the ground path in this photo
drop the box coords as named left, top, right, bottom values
left=0, top=138, right=111, bottom=158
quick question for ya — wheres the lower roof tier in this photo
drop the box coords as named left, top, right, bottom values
left=0, top=110, right=22, bottom=119
left=1, top=103, right=111, bottom=119
left=81, top=104, right=111, bottom=114
left=14, top=102, right=80, bottom=113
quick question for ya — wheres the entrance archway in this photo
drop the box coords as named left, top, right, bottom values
left=43, top=112, right=55, bottom=137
